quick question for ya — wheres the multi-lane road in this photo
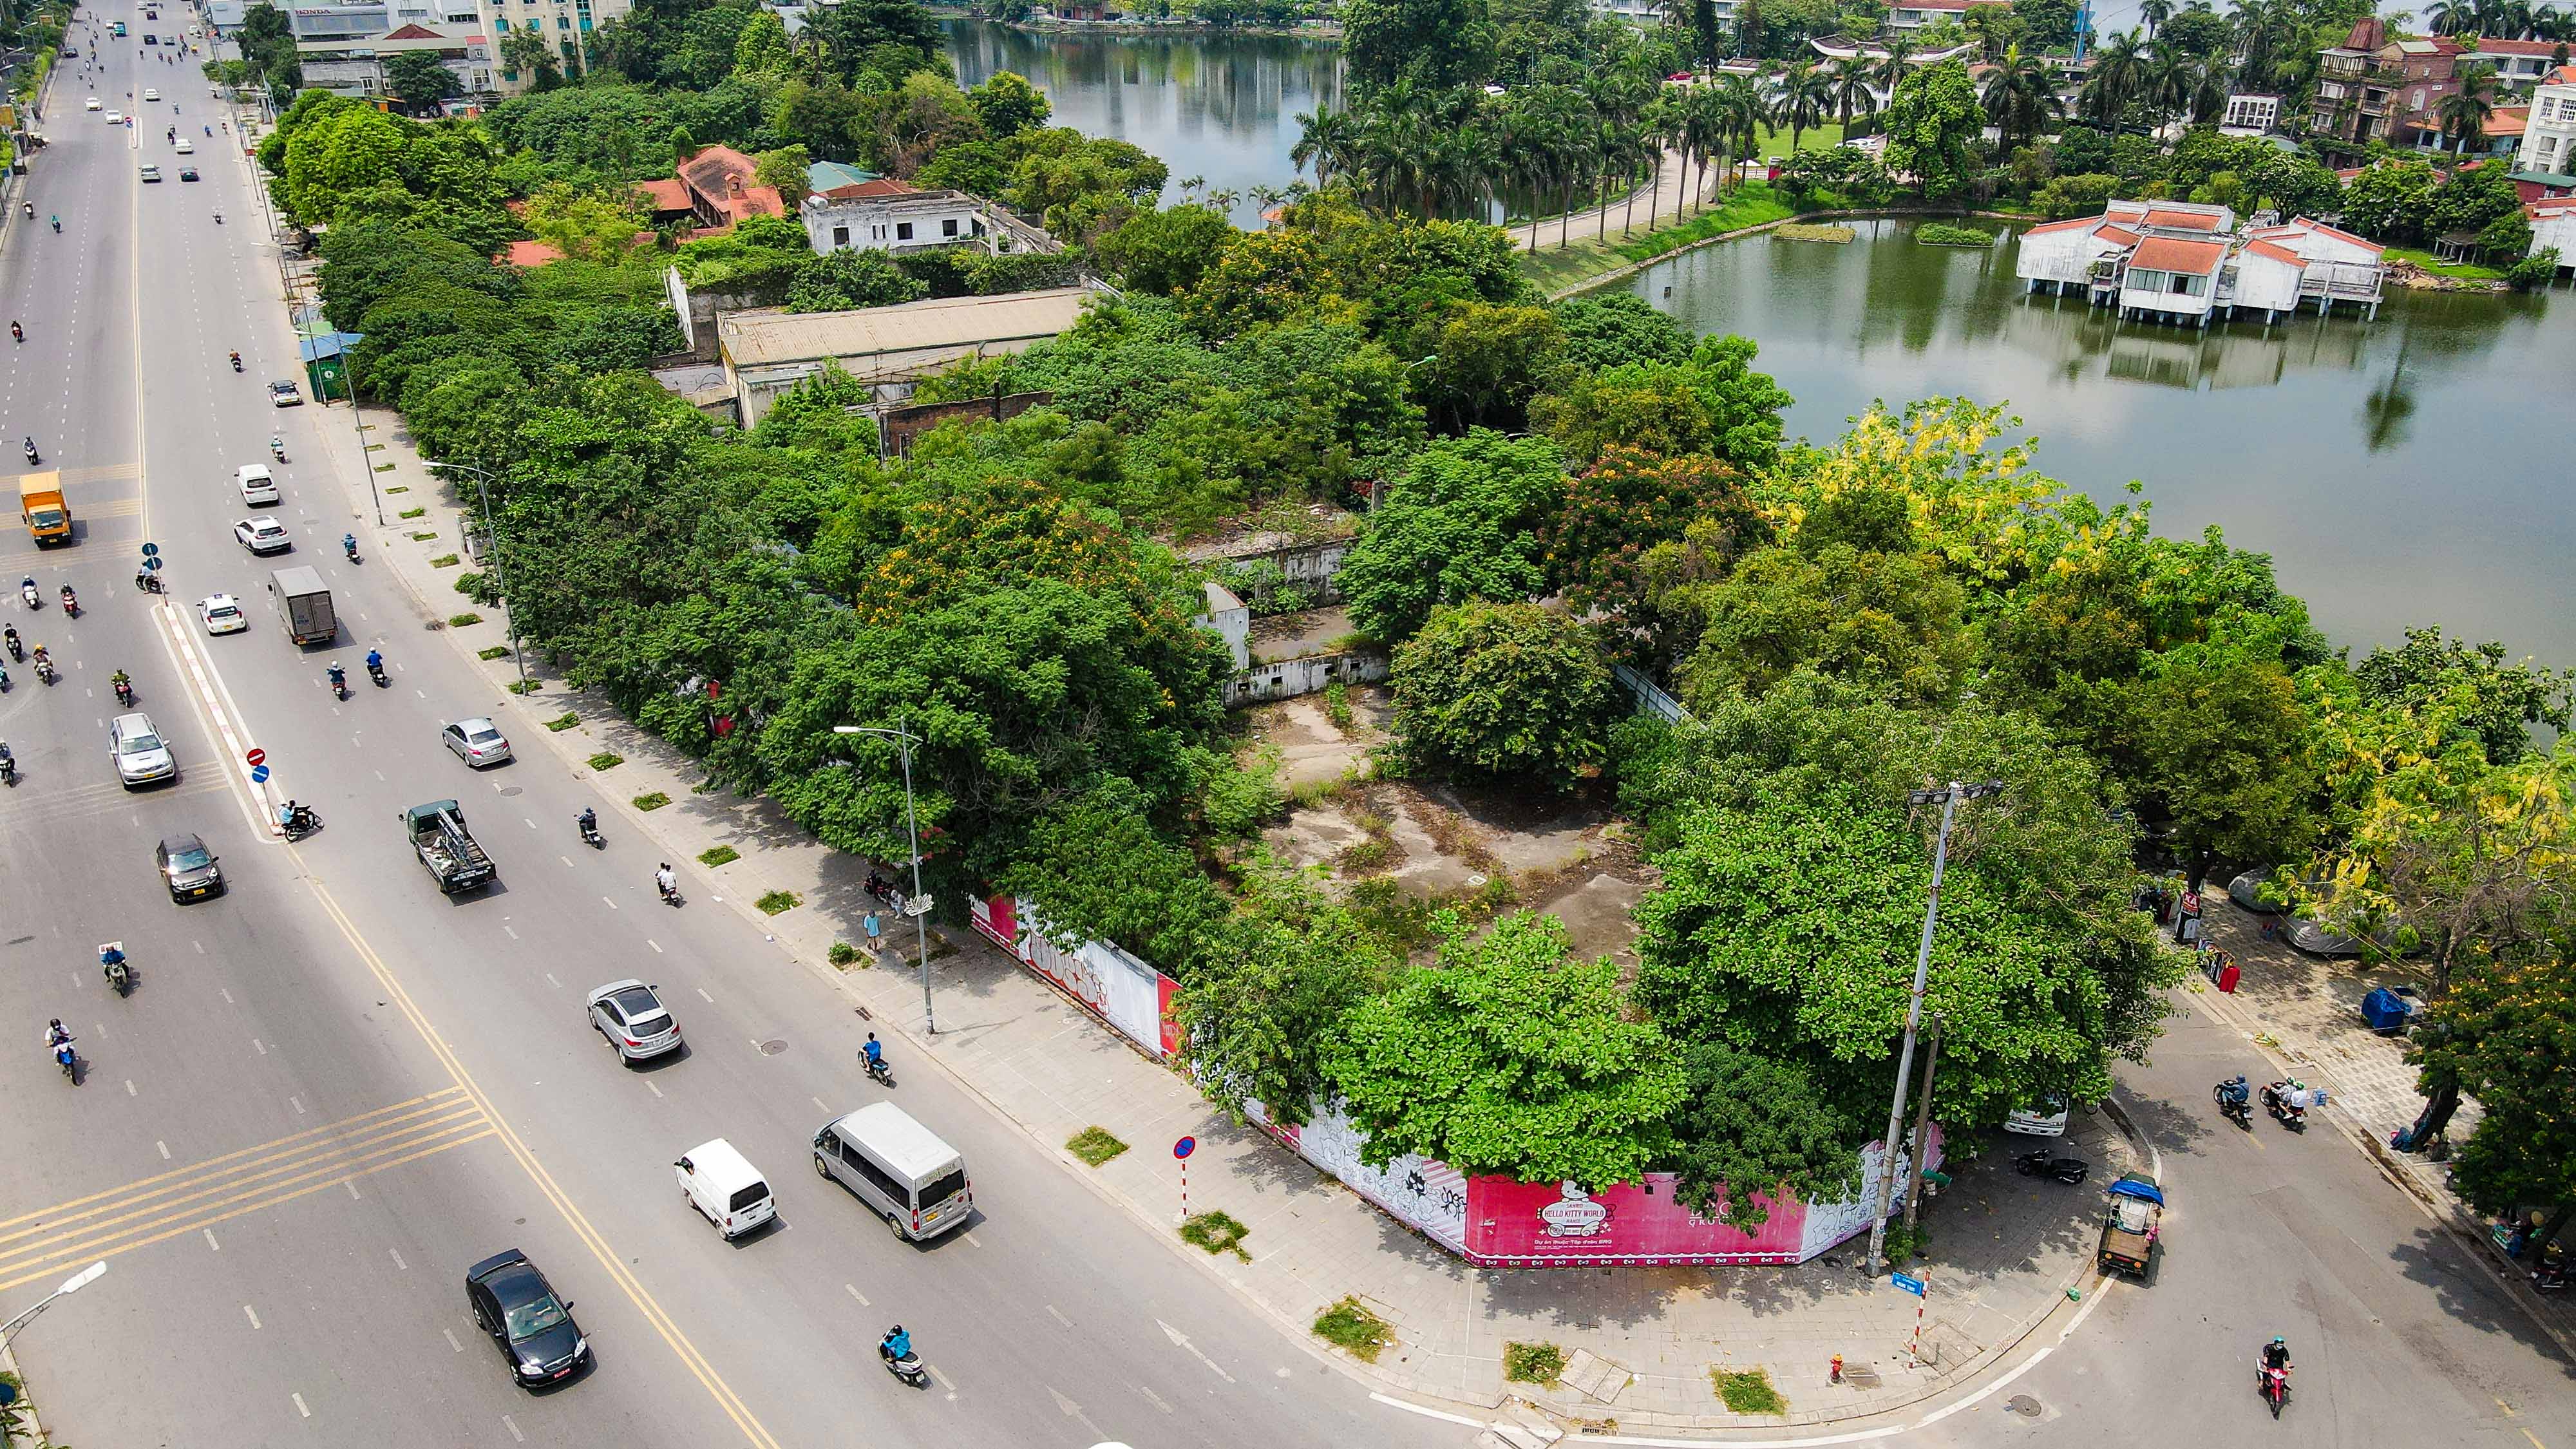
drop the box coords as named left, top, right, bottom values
left=0, top=12, right=1461, bottom=1448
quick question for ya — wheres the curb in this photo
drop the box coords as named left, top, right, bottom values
left=1542, top=205, right=2041, bottom=301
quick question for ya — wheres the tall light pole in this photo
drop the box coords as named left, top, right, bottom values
left=1866, top=779, right=2002, bottom=1278
left=0, top=1262, right=106, bottom=1355
left=834, top=723, right=934, bottom=1036
left=426, top=461, right=527, bottom=686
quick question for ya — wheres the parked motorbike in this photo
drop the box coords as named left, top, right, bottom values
left=2012, top=1148, right=2089, bottom=1185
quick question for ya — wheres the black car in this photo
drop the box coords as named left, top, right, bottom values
left=178, top=167, right=200, bottom=182
left=464, top=1249, right=587, bottom=1387
left=154, top=832, right=224, bottom=901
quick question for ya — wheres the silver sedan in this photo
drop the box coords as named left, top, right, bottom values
left=586, top=980, right=682, bottom=1062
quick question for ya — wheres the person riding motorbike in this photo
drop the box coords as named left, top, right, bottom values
left=880, top=1325, right=913, bottom=1363
left=343, top=533, right=359, bottom=561
left=111, top=668, right=132, bottom=703
left=270, top=434, right=287, bottom=459
left=2261, top=1337, right=2291, bottom=1374
left=229, top=350, right=242, bottom=369
left=48, top=216, right=59, bottom=233
left=365, top=647, right=383, bottom=675
left=576, top=806, right=598, bottom=840
left=5, top=625, right=21, bottom=659
left=46, top=1019, right=71, bottom=1051
left=326, top=661, right=346, bottom=696
left=213, top=211, right=223, bottom=224
left=23, top=436, right=37, bottom=464
left=2218, top=1074, right=2251, bottom=1119
left=9, top=321, right=20, bottom=343
left=19, top=576, right=38, bottom=609
left=59, top=584, right=75, bottom=614
left=100, top=943, right=128, bottom=988
left=863, top=1033, right=886, bottom=1073
left=0, top=740, right=15, bottom=783
left=655, top=862, right=678, bottom=902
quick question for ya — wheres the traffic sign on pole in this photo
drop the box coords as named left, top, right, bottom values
left=142, top=555, right=162, bottom=571
left=1890, top=1272, right=1925, bottom=1296
left=244, top=748, right=266, bottom=767
left=140, top=542, right=159, bottom=556
left=250, top=764, right=270, bottom=784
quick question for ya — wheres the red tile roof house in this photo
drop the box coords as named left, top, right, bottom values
left=667, top=146, right=786, bottom=238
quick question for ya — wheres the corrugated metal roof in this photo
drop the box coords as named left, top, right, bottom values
left=719, top=289, right=1094, bottom=368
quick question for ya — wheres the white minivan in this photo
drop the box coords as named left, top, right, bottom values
left=812, top=1102, right=971, bottom=1241
left=674, top=1138, right=775, bottom=1239
left=236, top=463, right=279, bottom=506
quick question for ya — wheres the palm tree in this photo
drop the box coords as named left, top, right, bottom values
left=2081, top=30, right=2148, bottom=122
left=1828, top=53, right=1880, bottom=131
left=2143, top=38, right=2196, bottom=122
left=1980, top=44, right=2063, bottom=153
left=2186, top=61, right=2231, bottom=125
left=1710, top=73, right=1766, bottom=188
left=2425, top=0, right=2475, bottom=32
left=1777, top=60, right=1833, bottom=151
left=1290, top=107, right=1361, bottom=188
left=2140, top=0, right=2174, bottom=36
left=2438, top=63, right=2499, bottom=153
left=1495, top=99, right=1553, bottom=249
left=1638, top=97, right=1678, bottom=231
left=1680, top=84, right=1723, bottom=211
left=1875, top=36, right=1918, bottom=97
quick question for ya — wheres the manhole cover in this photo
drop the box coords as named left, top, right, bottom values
left=2007, top=1395, right=2043, bottom=1418
left=498, top=786, right=525, bottom=797
left=758, top=1039, right=788, bottom=1056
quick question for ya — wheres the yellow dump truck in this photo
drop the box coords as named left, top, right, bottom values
left=19, top=471, right=70, bottom=546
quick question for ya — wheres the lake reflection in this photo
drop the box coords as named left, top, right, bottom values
left=1637, top=217, right=2573, bottom=668
left=943, top=19, right=1341, bottom=227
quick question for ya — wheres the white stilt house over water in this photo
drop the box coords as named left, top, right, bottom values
left=2014, top=200, right=2386, bottom=325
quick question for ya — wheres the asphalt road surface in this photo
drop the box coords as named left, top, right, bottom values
left=0, top=14, right=1461, bottom=1448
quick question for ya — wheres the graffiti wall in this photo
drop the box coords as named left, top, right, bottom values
left=970, top=895, right=1180, bottom=1058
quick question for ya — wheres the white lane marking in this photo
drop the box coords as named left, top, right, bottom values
left=443, top=1328, right=464, bottom=1354
left=220, top=988, right=232, bottom=1003
left=1367, top=1395, right=1483, bottom=1428
left=1139, top=1385, right=1173, bottom=1414
left=845, top=1283, right=869, bottom=1308
left=811, top=1096, right=827, bottom=1112
left=927, top=1363, right=957, bottom=1394
left=346, top=1182, right=363, bottom=1200
left=290, top=1096, right=304, bottom=1114
left=156, top=1140, right=170, bottom=1159
left=696, top=989, right=712, bottom=1003
left=1157, top=1320, right=1236, bottom=1383
left=542, top=971, right=558, bottom=987
left=192, top=940, right=204, bottom=954
left=522, top=819, right=534, bottom=829
left=504, top=925, right=520, bottom=941
left=243, top=1304, right=261, bottom=1329
left=388, top=1247, right=407, bottom=1271
left=204, top=1228, right=220, bottom=1252
left=252, top=1037, right=265, bottom=1055
left=125, top=1080, right=137, bottom=1096
left=603, top=896, right=618, bottom=911
left=291, top=1393, right=309, bottom=1419
left=645, top=1080, right=663, bottom=1099
left=502, top=1414, right=524, bottom=1443
left=964, top=1232, right=982, bottom=1248
left=1045, top=1305, right=1072, bottom=1329
left=647, top=940, right=663, bottom=954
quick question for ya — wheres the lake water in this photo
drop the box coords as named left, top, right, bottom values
left=943, top=19, right=1341, bottom=227
left=942, top=24, right=2571, bottom=669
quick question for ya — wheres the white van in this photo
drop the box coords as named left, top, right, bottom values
left=2004, top=1094, right=2072, bottom=1137
left=236, top=464, right=279, bottom=506
left=674, top=1138, right=775, bottom=1239
left=812, top=1102, right=971, bottom=1241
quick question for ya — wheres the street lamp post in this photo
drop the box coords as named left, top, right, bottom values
left=426, top=461, right=527, bottom=687
left=834, top=724, right=934, bottom=1036
left=0, top=1262, right=106, bottom=1356
left=1866, top=779, right=2002, bottom=1278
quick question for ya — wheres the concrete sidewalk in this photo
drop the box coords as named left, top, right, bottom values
left=289, top=330, right=2131, bottom=1439
left=2187, top=900, right=2576, bottom=1357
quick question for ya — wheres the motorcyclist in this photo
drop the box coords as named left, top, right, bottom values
left=59, top=584, right=75, bottom=612
left=863, top=1033, right=885, bottom=1072
left=880, top=1325, right=913, bottom=1362
left=343, top=533, right=359, bottom=560
left=49, top=216, right=59, bottom=232
left=365, top=647, right=383, bottom=676
left=2219, top=1074, right=2250, bottom=1112
left=2261, top=1336, right=2291, bottom=1373
left=46, top=1019, right=71, bottom=1051
left=576, top=805, right=597, bottom=837
left=111, top=668, right=131, bottom=700
left=22, top=435, right=37, bottom=462
left=100, top=943, right=128, bottom=983
left=655, top=862, right=677, bottom=900
left=0, top=741, right=14, bottom=781
left=9, top=321, right=19, bottom=343
left=229, top=350, right=241, bottom=368
left=326, top=661, right=346, bottom=694
left=213, top=211, right=223, bottom=224
left=19, top=576, right=37, bottom=607
left=5, top=624, right=21, bottom=658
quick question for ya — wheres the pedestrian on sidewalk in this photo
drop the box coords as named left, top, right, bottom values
left=863, top=909, right=884, bottom=960
left=2174, top=887, right=2202, bottom=944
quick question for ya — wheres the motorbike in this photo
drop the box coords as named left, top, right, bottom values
left=229, top=352, right=242, bottom=372
left=2261, top=1081, right=2309, bottom=1133
left=281, top=802, right=321, bottom=840
left=22, top=439, right=37, bottom=466
left=135, top=568, right=163, bottom=594
left=54, top=1039, right=79, bottom=1083
left=270, top=437, right=287, bottom=462
left=878, top=1340, right=927, bottom=1388
left=864, top=1054, right=895, bottom=1088
left=0, top=665, right=9, bottom=692
left=2013, top=1148, right=2090, bottom=1185
left=113, top=677, right=134, bottom=707
left=328, top=668, right=348, bottom=700
left=33, top=656, right=56, bottom=686
left=656, top=872, right=683, bottom=907
left=577, top=813, right=603, bottom=849
left=0, top=751, right=15, bottom=785
left=104, top=952, right=133, bottom=996
left=2259, top=1363, right=2291, bottom=1419
left=48, top=218, right=58, bottom=234
left=3, top=633, right=18, bottom=661
left=19, top=580, right=37, bottom=610
left=2214, top=1082, right=2252, bottom=1130
left=343, top=537, right=361, bottom=564
left=2532, top=1261, right=2570, bottom=1293
left=367, top=659, right=388, bottom=688
left=59, top=585, right=76, bottom=617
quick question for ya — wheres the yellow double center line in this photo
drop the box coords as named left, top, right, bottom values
left=0, top=1090, right=492, bottom=1294
left=296, top=872, right=782, bottom=1448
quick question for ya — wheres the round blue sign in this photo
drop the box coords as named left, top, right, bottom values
left=250, top=764, right=270, bottom=783
left=140, top=542, right=160, bottom=556
left=143, top=555, right=162, bottom=570
left=1173, top=1136, right=1195, bottom=1160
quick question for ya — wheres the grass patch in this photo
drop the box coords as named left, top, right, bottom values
left=632, top=791, right=670, bottom=811
left=384, top=484, right=409, bottom=493
left=755, top=888, right=801, bottom=915
left=1323, top=679, right=1354, bottom=730
left=1312, top=1297, right=1394, bottom=1363
left=2387, top=245, right=2508, bottom=281
left=455, top=571, right=483, bottom=594
left=410, top=530, right=440, bottom=541
left=1504, top=1341, right=1567, bottom=1386
left=1917, top=221, right=1998, bottom=247
left=1748, top=117, right=1847, bottom=158
left=697, top=844, right=740, bottom=867
left=828, top=940, right=862, bottom=967
left=1179, top=1209, right=1251, bottom=1261
left=586, top=751, right=623, bottom=772
left=506, top=677, right=540, bottom=695
left=429, top=553, right=460, bottom=568
left=399, top=507, right=426, bottom=519
left=447, top=612, right=481, bottom=627
left=477, top=645, right=511, bottom=660
left=375, top=462, right=397, bottom=472
left=544, top=712, right=580, bottom=731
left=1066, top=1125, right=1130, bottom=1166
left=1713, top=1368, right=1785, bottom=1415
left=1777, top=222, right=1855, bottom=242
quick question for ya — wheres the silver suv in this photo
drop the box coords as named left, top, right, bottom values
left=110, top=712, right=176, bottom=787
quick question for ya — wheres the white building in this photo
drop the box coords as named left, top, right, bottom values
left=2526, top=194, right=2576, bottom=273
left=2516, top=63, right=2576, bottom=179
left=1884, top=0, right=2009, bottom=33
left=2220, top=93, right=2282, bottom=134
left=1591, top=0, right=1732, bottom=25
left=2016, top=200, right=2385, bottom=324
left=715, top=287, right=1096, bottom=429
left=473, top=0, right=630, bottom=93
left=799, top=178, right=1058, bottom=259
left=298, top=20, right=495, bottom=99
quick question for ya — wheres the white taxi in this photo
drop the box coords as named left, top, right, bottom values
left=198, top=593, right=248, bottom=635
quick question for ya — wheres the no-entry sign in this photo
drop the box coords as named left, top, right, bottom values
left=244, top=747, right=267, bottom=768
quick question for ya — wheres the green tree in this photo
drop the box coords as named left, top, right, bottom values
left=384, top=51, right=460, bottom=117
left=2354, top=627, right=2575, bottom=767
left=731, top=7, right=795, bottom=79
left=967, top=71, right=1053, bottom=139
left=1551, top=290, right=1694, bottom=370
left=1390, top=601, right=1614, bottom=792
left=519, top=184, right=645, bottom=262
left=1880, top=58, right=1984, bottom=200
left=2127, top=644, right=2318, bottom=872
left=2342, top=158, right=2437, bottom=244
left=1417, top=302, right=1566, bottom=433
left=498, top=26, right=562, bottom=90
left=1338, top=430, right=1567, bottom=643
left=1679, top=529, right=1970, bottom=708
left=1094, top=204, right=1240, bottom=296
left=997, top=777, right=1233, bottom=977
left=1542, top=447, right=1766, bottom=638
left=1176, top=863, right=1401, bottom=1126
left=1343, top=0, right=1497, bottom=88
left=755, top=145, right=815, bottom=205
left=784, top=248, right=929, bottom=312
left=2416, top=956, right=2576, bottom=1216
left=1323, top=911, right=1687, bottom=1186
left=1530, top=333, right=1791, bottom=469
left=1659, top=1043, right=1864, bottom=1229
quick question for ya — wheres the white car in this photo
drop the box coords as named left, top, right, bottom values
left=85, top=96, right=101, bottom=111
left=198, top=593, right=247, bottom=635
left=110, top=711, right=177, bottom=788
left=234, top=516, right=291, bottom=554
left=174, top=138, right=194, bottom=155
left=142, top=88, right=160, bottom=101
left=441, top=717, right=513, bottom=768
left=104, top=109, right=122, bottom=124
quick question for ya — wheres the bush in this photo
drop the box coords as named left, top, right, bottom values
left=430, top=554, right=460, bottom=568
left=544, top=712, right=579, bottom=731
left=1179, top=1209, right=1251, bottom=1260
left=755, top=889, right=802, bottom=915
left=477, top=645, right=511, bottom=660
left=1504, top=1341, right=1567, bottom=1385
left=828, top=941, right=861, bottom=967
left=1390, top=601, right=1614, bottom=792
left=1323, top=679, right=1354, bottom=730
left=506, top=677, right=540, bottom=695
left=412, top=531, right=441, bottom=541
left=697, top=845, right=739, bottom=867
left=632, top=791, right=670, bottom=811
left=1067, top=1125, right=1130, bottom=1166
left=399, top=507, right=426, bottom=519
left=1916, top=222, right=1996, bottom=246
left=1312, top=1297, right=1394, bottom=1362
left=586, top=751, right=623, bottom=771
left=2034, top=172, right=2119, bottom=219
left=1714, top=1368, right=1785, bottom=1414
left=2506, top=247, right=2562, bottom=291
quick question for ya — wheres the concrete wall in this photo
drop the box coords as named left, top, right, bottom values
left=1223, top=650, right=1387, bottom=707
left=876, top=390, right=1053, bottom=457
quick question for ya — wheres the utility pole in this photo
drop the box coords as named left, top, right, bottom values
left=835, top=724, right=936, bottom=1035
left=428, top=462, right=527, bottom=686
left=1868, top=780, right=2000, bottom=1278
left=1902, top=1014, right=1942, bottom=1241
